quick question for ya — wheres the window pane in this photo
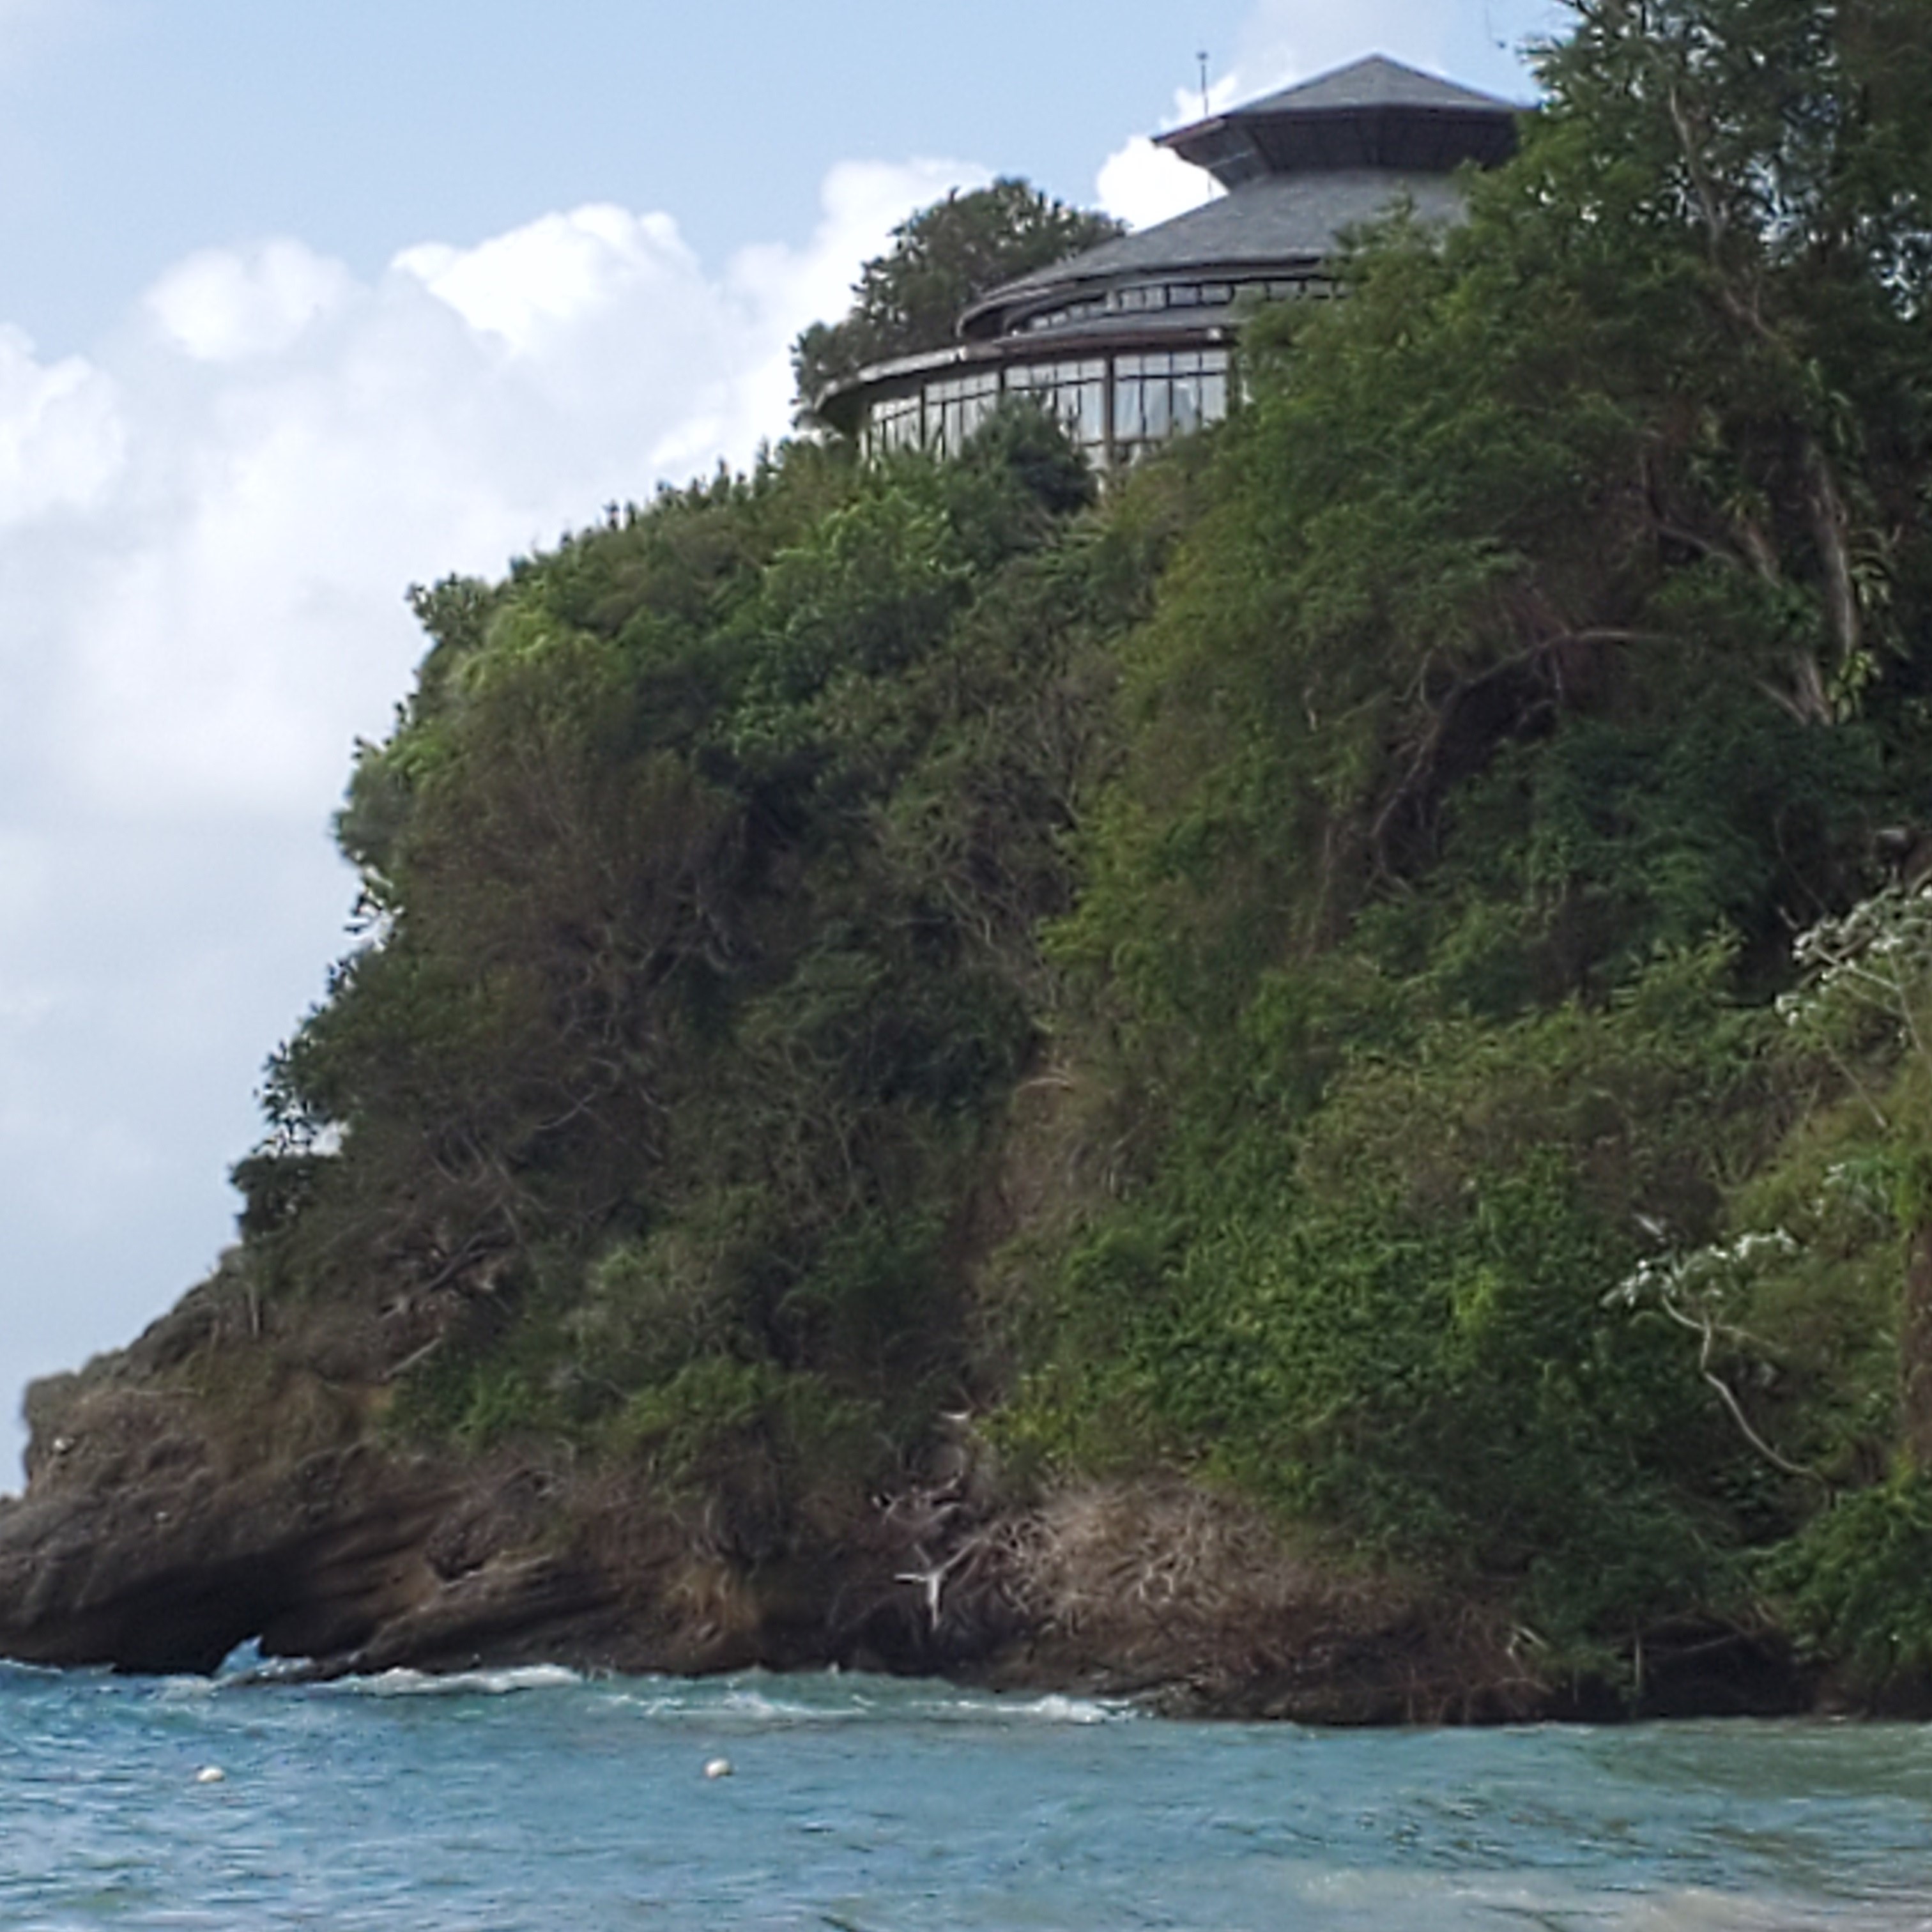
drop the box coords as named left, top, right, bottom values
left=1143, top=379, right=1170, bottom=441
left=1172, top=376, right=1200, bottom=436
left=1077, top=381, right=1105, bottom=447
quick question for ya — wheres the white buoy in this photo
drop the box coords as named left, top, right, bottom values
left=703, top=1756, right=733, bottom=1780
left=195, top=1766, right=226, bottom=1784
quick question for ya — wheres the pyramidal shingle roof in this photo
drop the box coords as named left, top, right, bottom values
left=1153, top=52, right=1521, bottom=188
left=1226, top=54, right=1519, bottom=120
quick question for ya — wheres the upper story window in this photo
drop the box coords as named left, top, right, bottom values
left=1008, top=272, right=1331, bottom=337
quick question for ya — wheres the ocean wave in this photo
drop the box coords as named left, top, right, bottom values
left=996, top=1691, right=1128, bottom=1724
left=155, top=1675, right=220, bottom=1703
left=594, top=1672, right=1135, bottom=1728
left=319, top=1663, right=585, bottom=1698
left=597, top=1680, right=875, bottom=1724
left=0, top=1657, right=72, bottom=1681
left=1604, top=1889, right=1929, bottom=1930
left=1297, top=1871, right=1925, bottom=1932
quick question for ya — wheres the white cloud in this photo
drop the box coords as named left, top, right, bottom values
left=0, top=153, right=983, bottom=1476
left=1094, top=68, right=1252, bottom=231
left=396, top=206, right=696, bottom=355
left=145, top=241, right=355, bottom=363
left=43, top=162, right=985, bottom=822
left=1096, top=132, right=1222, bottom=232
left=705, top=157, right=988, bottom=470
left=0, top=325, right=123, bottom=521
left=1096, top=0, right=1478, bottom=231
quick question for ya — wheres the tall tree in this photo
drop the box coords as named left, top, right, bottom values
left=792, top=180, right=1123, bottom=420
left=1536, top=0, right=1932, bottom=721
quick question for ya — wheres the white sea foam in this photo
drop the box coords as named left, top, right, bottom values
left=155, top=1676, right=220, bottom=1703
left=878, top=1687, right=1134, bottom=1725
left=999, top=1692, right=1126, bottom=1724
left=323, top=1664, right=583, bottom=1698
left=591, top=1673, right=1133, bottom=1728
left=597, top=1682, right=873, bottom=1724
left=0, top=1659, right=66, bottom=1680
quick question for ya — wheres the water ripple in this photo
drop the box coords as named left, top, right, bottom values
left=1, top=1671, right=1929, bottom=1929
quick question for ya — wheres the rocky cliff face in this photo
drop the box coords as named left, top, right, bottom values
left=0, top=1275, right=1818, bottom=1721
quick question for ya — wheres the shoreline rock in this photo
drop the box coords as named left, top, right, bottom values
left=0, top=1330, right=1832, bottom=1724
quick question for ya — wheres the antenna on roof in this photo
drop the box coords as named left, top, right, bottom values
left=1197, top=49, right=1211, bottom=118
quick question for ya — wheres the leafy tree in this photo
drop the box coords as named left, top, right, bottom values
left=236, top=411, right=1135, bottom=1491
left=1534, top=0, right=1932, bottom=722
left=1015, top=0, right=1932, bottom=1670
left=1063, top=0, right=1932, bottom=1049
left=209, top=0, right=1932, bottom=1694
left=792, top=180, right=1123, bottom=418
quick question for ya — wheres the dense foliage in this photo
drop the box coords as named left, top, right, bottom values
left=233, top=0, right=1932, bottom=1694
left=238, top=408, right=1163, bottom=1556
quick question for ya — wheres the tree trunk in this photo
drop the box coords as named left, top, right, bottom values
left=1901, top=1221, right=1932, bottom=1468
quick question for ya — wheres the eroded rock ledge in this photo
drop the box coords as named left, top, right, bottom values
left=0, top=1291, right=1820, bottom=1722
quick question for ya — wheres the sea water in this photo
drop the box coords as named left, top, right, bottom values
left=3, top=1660, right=1930, bottom=1930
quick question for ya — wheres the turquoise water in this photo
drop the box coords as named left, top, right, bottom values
left=4, top=1662, right=1931, bottom=1929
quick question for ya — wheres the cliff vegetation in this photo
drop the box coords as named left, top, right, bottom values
left=8, top=0, right=1932, bottom=1712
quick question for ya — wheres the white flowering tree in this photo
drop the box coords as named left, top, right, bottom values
left=1775, top=884, right=1932, bottom=1128
left=1607, top=882, right=1932, bottom=1479
left=1607, top=1230, right=1814, bottom=1481
left=1779, top=883, right=1932, bottom=1463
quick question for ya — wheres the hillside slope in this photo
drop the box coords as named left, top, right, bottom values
left=4, top=0, right=1931, bottom=1716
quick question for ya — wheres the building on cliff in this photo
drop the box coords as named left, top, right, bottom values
left=812, top=54, right=1521, bottom=473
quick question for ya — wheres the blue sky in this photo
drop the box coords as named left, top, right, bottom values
left=0, top=0, right=1561, bottom=1476
left=2, top=0, right=1558, bottom=350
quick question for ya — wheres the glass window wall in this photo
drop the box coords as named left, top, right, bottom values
left=1006, top=271, right=1333, bottom=339
left=864, top=390, right=924, bottom=459
left=924, top=370, right=1000, bottom=457
left=859, top=346, right=1231, bottom=473
left=1004, top=358, right=1107, bottom=459
left=1112, top=348, right=1230, bottom=465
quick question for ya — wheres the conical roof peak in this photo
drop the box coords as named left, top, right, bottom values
left=1230, top=54, right=1519, bottom=121
left=1156, top=53, right=1520, bottom=188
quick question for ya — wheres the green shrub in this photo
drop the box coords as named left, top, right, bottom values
left=1767, top=1475, right=1932, bottom=1697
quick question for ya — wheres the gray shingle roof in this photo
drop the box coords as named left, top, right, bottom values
left=1156, top=52, right=1521, bottom=187
left=960, top=169, right=1468, bottom=334
left=1226, top=54, right=1519, bottom=119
